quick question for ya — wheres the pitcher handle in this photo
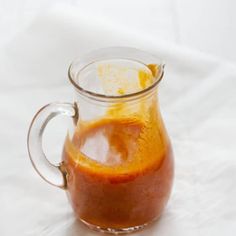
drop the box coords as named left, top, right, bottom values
left=27, top=102, right=78, bottom=189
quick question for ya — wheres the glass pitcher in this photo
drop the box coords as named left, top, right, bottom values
left=27, top=47, right=174, bottom=234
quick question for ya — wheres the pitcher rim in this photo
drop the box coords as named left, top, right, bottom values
left=68, top=47, right=164, bottom=102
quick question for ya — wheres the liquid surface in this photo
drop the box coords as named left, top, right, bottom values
left=76, top=119, right=143, bottom=166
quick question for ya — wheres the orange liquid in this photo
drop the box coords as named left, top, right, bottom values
left=63, top=105, right=174, bottom=228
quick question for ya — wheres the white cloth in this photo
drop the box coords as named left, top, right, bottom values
left=0, top=7, right=236, bottom=236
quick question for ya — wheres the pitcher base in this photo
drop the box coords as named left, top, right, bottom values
left=80, top=219, right=150, bottom=234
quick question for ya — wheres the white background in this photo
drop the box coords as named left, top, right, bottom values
left=1, top=0, right=236, bottom=62
left=0, top=1, right=236, bottom=236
